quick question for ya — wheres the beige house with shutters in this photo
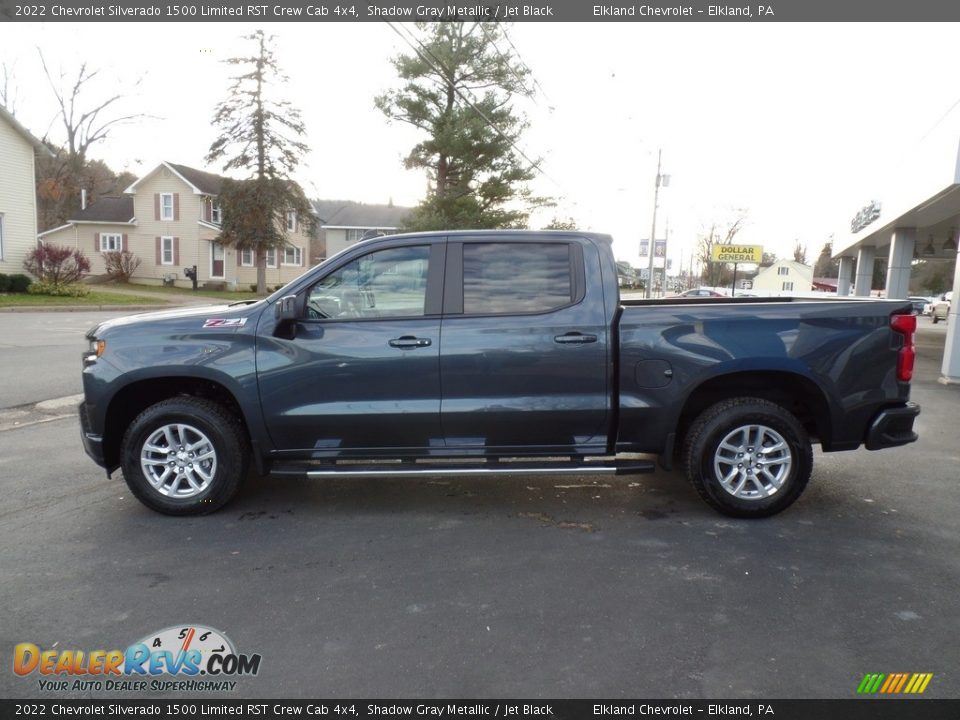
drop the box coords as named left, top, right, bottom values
left=40, top=161, right=315, bottom=289
left=0, top=106, right=51, bottom=276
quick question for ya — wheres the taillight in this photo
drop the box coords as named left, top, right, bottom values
left=890, top=313, right=916, bottom=382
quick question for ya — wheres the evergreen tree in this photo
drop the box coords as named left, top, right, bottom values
left=376, top=22, right=547, bottom=231
left=206, top=30, right=315, bottom=293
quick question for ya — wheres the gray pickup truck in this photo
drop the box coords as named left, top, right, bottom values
left=80, top=231, right=920, bottom=518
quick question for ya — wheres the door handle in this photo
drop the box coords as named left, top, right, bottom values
left=389, top=336, right=432, bottom=349
left=554, top=332, right=598, bottom=344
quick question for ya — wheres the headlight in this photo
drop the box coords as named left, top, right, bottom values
left=84, top=339, right=106, bottom=364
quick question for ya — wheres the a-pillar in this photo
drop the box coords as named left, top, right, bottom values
left=940, top=229, right=960, bottom=383
left=836, top=256, right=854, bottom=296
left=885, top=228, right=915, bottom=300
left=854, top=246, right=876, bottom=297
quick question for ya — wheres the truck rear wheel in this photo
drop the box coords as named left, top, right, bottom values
left=682, top=397, right=813, bottom=518
left=120, top=397, right=248, bottom=515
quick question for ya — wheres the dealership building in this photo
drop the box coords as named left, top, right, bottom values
left=833, top=112, right=960, bottom=384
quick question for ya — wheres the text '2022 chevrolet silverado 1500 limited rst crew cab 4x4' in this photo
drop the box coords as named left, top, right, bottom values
left=79, top=231, right=920, bottom=518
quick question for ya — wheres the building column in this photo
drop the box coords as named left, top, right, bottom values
left=940, top=230, right=960, bottom=383
left=836, top=256, right=854, bottom=296
left=854, top=246, right=876, bottom=296
left=885, top=228, right=915, bottom=300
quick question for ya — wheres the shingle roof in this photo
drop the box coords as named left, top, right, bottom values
left=0, top=105, right=53, bottom=155
left=167, top=162, right=224, bottom=195
left=70, top=196, right=135, bottom=223
left=312, top=199, right=412, bottom=229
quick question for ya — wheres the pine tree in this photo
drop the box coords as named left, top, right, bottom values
left=376, top=22, right=547, bottom=231
left=206, top=30, right=315, bottom=293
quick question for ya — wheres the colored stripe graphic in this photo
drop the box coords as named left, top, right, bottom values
left=857, top=673, right=932, bottom=694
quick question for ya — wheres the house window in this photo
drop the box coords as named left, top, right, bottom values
left=160, top=193, right=174, bottom=221
left=782, top=281, right=794, bottom=291
left=211, top=202, right=221, bottom=224
left=778, top=266, right=790, bottom=276
left=161, top=237, right=174, bottom=265
left=345, top=229, right=367, bottom=243
left=241, top=248, right=254, bottom=266
left=266, top=248, right=277, bottom=268
left=100, top=233, right=122, bottom=252
left=283, top=245, right=302, bottom=266
left=286, top=211, right=297, bottom=232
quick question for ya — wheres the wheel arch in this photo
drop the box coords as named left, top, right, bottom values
left=674, top=369, right=834, bottom=453
left=102, top=375, right=256, bottom=473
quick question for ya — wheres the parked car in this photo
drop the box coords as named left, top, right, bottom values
left=908, top=296, right=930, bottom=315
left=932, top=291, right=952, bottom=323
left=80, top=231, right=920, bottom=519
left=670, top=287, right=727, bottom=298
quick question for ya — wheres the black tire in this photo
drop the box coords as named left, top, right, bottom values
left=120, top=397, right=249, bottom=515
left=682, top=397, right=813, bottom=518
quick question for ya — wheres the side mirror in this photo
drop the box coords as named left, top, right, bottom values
left=275, top=294, right=299, bottom=321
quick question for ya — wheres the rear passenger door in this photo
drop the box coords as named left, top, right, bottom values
left=438, top=238, right=610, bottom=454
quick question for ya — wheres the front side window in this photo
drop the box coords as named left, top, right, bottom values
left=100, top=233, right=122, bottom=252
left=305, top=245, right=430, bottom=320
left=160, top=193, right=174, bottom=221
left=283, top=245, right=302, bottom=266
left=462, top=243, right=573, bottom=315
left=161, top=237, right=174, bottom=265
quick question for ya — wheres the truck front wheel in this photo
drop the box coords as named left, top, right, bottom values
left=682, top=397, right=813, bottom=518
left=120, top=397, right=249, bottom=515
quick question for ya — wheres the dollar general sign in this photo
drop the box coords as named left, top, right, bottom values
left=711, top=245, right=763, bottom=264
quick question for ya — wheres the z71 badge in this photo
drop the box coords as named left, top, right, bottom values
left=202, top=318, right=247, bottom=328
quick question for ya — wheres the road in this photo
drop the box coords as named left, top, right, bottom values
left=0, top=314, right=958, bottom=699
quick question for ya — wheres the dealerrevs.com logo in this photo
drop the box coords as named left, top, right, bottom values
left=13, top=625, right=262, bottom=693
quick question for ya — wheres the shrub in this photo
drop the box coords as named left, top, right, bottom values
left=250, top=284, right=258, bottom=292
left=23, top=244, right=91, bottom=288
left=27, top=281, right=90, bottom=297
left=0, top=274, right=9, bottom=293
left=8, top=274, right=32, bottom=293
left=102, top=250, right=142, bottom=282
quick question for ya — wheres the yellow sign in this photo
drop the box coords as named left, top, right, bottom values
left=711, top=245, right=763, bottom=264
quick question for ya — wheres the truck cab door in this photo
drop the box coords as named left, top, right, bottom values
left=438, top=238, right=610, bottom=454
left=257, top=240, right=445, bottom=456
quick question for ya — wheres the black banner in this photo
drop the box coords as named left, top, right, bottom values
left=3, top=700, right=960, bottom=720
left=3, top=0, right=960, bottom=22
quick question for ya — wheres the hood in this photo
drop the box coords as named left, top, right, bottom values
left=86, top=301, right=264, bottom=339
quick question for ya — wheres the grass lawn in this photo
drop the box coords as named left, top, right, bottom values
left=0, top=290, right=168, bottom=307
left=110, top=282, right=267, bottom=302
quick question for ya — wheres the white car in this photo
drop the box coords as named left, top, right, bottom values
left=932, top=291, right=952, bottom=323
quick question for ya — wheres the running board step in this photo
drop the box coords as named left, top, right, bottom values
left=270, top=459, right=656, bottom=480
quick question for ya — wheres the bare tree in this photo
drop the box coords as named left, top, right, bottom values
left=793, top=240, right=808, bottom=265
left=1, top=61, right=18, bottom=113
left=35, top=49, right=147, bottom=228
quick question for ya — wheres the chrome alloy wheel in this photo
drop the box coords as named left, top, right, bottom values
left=140, top=423, right=217, bottom=498
left=713, top=424, right=793, bottom=500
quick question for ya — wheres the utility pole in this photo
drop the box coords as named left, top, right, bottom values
left=646, top=149, right=663, bottom=299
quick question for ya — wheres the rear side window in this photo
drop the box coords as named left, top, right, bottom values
left=462, top=243, right=574, bottom=315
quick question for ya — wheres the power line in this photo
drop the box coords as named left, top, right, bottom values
left=498, top=25, right=551, bottom=104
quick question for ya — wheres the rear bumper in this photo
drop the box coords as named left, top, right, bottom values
left=865, top=402, right=920, bottom=450
left=78, top=401, right=106, bottom=468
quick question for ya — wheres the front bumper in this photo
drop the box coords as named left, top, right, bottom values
left=865, top=402, right=920, bottom=450
left=78, top=401, right=106, bottom=468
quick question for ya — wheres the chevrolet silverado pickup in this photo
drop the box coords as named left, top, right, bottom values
left=80, top=231, right=920, bottom=518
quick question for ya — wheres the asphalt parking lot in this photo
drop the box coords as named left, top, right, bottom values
left=0, top=312, right=958, bottom=700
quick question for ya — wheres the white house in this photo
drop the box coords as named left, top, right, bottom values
left=0, top=106, right=51, bottom=276
left=752, top=259, right=814, bottom=294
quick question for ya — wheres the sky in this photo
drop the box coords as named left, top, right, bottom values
left=3, top=21, right=960, bottom=271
